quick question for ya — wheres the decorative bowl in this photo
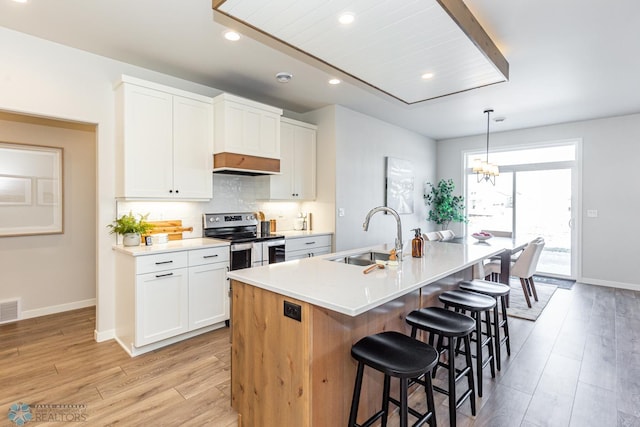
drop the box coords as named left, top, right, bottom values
left=471, top=232, right=493, bottom=241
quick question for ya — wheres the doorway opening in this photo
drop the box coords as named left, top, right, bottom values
left=465, top=141, right=580, bottom=279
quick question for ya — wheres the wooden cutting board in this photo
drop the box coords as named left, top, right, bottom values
left=142, top=220, right=193, bottom=241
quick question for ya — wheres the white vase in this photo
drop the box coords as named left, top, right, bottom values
left=123, top=233, right=141, bottom=246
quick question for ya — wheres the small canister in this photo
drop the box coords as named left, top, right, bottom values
left=269, top=219, right=276, bottom=233
left=260, top=220, right=270, bottom=236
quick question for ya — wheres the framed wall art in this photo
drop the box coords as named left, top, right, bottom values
left=0, top=142, right=63, bottom=236
left=385, top=157, right=414, bottom=214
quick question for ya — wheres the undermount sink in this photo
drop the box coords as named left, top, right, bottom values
left=330, top=251, right=391, bottom=266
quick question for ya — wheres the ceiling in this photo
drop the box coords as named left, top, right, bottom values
left=1, top=0, right=639, bottom=140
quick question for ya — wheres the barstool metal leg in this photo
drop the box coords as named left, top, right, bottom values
left=474, top=312, right=484, bottom=397
left=493, top=297, right=502, bottom=370
left=381, top=375, right=390, bottom=427
left=348, top=362, right=365, bottom=426
left=463, top=334, right=476, bottom=415
left=447, top=337, right=457, bottom=426
left=501, top=296, right=511, bottom=355
left=399, top=378, right=408, bottom=427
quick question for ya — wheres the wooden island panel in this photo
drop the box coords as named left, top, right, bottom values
left=231, top=280, right=422, bottom=426
left=231, top=280, right=311, bottom=427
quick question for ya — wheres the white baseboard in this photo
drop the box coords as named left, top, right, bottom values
left=580, top=277, right=640, bottom=292
left=21, top=298, right=96, bottom=320
left=94, top=328, right=115, bottom=342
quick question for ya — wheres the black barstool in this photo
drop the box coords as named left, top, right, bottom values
left=459, top=280, right=511, bottom=371
left=439, top=290, right=496, bottom=397
left=349, top=331, right=438, bottom=427
left=406, top=307, right=476, bottom=427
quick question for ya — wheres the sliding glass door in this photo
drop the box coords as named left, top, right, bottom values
left=465, top=142, right=579, bottom=279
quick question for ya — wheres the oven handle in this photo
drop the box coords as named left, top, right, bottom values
left=264, top=239, right=285, bottom=247
left=230, top=242, right=253, bottom=251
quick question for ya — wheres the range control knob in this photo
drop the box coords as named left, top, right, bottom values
left=247, top=215, right=254, bottom=220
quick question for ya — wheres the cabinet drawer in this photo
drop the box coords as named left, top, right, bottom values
left=188, top=246, right=230, bottom=267
left=285, top=235, right=332, bottom=253
left=285, top=246, right=331, bottom=261
left=136, top=251, right=188, bottom=275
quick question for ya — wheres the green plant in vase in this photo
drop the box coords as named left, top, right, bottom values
left=107, top=211, right=153, bottom=246
left=423, top=179, right=467, bottom=230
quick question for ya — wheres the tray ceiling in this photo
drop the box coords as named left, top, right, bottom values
left=214, top=0, right=509, bottom=104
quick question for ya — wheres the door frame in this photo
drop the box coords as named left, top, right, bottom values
left=462, top=138, right=582, bottom=280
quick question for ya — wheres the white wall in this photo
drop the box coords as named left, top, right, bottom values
left=437, top=113, right=640, bottom=290
left=0, top=115, right=96, bottom=318
left=303, top=105, right=436, bottom=252
left=0, top=27, right=224, bottom=339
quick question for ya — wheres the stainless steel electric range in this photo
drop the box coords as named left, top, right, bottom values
left=202, top=212, right=285, bottom=271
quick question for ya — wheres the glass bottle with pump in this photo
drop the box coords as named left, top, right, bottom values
left=411, top=228, right=423, bottom=258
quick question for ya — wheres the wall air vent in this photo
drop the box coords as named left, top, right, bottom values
left=0, top=298, right=20, bottom=324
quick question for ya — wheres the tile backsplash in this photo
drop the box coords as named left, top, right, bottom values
left=115, top=174, right=318, bottom=238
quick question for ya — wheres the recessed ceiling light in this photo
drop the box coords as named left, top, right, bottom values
left=275, top=72, right=293, bottom=83
left=494, top=116, right=506, bottom=122
left=223, top=31, right=240, bottom=41
left=421, top=72, right=434, bottom=80
left=328, top=78, right=341, bottom=85
left=338, top=13, right=355, bottom=25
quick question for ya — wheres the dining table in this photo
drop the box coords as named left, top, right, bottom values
left=450, top=236, right=529, bottom=285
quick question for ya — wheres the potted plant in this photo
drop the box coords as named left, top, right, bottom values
left=423, top=179, right=467, bottom=230
left=107, top=211, right=153, bottom=246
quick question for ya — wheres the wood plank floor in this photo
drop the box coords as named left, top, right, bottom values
left=1, top=282, right=638, bottom=426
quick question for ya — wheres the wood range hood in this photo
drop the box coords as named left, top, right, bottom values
left=212, top=152, right=280, bottom=176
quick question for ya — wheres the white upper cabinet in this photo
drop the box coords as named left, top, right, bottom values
left=116, top=76, right=213, bottom=200
left=213, top=93, right=282, bottom=172
left=268, top=118, right=317, bottom=200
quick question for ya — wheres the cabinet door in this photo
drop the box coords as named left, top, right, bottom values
left=269, top=122, right=295, bottom=199
left=188, top=262, right=229, bottom=330
left=173, top=96, right=213, bottom=199
left=135, top=268, right=189, bottom=347
left=122, top=84, right=173, bottom=198
left=293, top=125, right=316, bottom=200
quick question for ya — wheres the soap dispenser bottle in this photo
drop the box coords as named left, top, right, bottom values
left=411, top=228, right=423, bottom=258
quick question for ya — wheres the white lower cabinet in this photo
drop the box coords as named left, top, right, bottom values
left=135, top=267, right=189, bottom=347
left=115, top=245, right=229, bottom=356
left=285, top=234, right=332, bottom=261
left=188, top=249, right=230, bottom=330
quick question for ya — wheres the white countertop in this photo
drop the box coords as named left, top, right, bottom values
left=113, top=237, right=229, bottom=256
left=227, top=241, right=502, bottom=317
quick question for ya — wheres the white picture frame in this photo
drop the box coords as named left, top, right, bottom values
left=0, top=142, right=63, bottom=236
left=385, top=157, right=414, bottom=214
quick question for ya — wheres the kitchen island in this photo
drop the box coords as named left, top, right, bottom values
left=227, top=241, right=502, bottom=427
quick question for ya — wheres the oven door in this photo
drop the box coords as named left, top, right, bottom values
left=230, top=242, right=253, bottom=271
left=265, top=239, right=286, bottom=264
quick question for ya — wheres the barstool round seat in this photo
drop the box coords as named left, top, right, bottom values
left=459, top=280, right=510, bottom=297
left=351, top=331, right=438, bottom=378
left=439, top=290, right=496, bottom=311
left=406, top=306, right=475, bottom=337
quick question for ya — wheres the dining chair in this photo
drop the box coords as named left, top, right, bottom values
left=485, top=238, right=545, bottom=307
left=423, top=231, right=442, bottom=241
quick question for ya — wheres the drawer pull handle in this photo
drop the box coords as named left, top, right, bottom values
left=203, top=254, right=219, bottom=259
left=155, top=260, right=173, bottom=265
left=305, top=241, right=316, bottom=245
left=155, top=272, right=174, bottom=278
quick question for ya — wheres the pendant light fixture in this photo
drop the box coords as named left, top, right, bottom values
left=472, top=108, right=499, bottom=185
